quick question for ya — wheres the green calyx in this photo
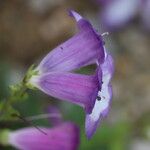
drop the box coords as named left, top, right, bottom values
left=9, top=64, right=39, bottom=101
left=0, top=129, right=10, bottom=146
left=22, top=64, right=39, bottom=90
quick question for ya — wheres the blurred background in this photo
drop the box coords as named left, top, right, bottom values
left=0, top=0, right=150, bottom=149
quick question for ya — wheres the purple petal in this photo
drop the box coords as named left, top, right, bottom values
left=37, top=10, right=104, bottom=73
left=101, top=0, right=139, bottom=30
left=85, top=51, right=114, bottom=139
left=30, top=72, right=99, bottom=114
left=8, top=123, right=80, bottom=150
left=68, top=10, right=82, bottom=21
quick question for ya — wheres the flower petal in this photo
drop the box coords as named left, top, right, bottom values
left=68, top=10, right=82, bottom=22
left=37, top=10, right=104, bottom=73
left=30, top=72, right=99, bottom=114
left=8, top=123, right=80, bottom=150
left=101, top=0, right=139, bottom=30
left=85, top=52, right=114, bottom=139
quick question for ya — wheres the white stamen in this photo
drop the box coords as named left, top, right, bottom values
left=101, top=32, right=109, bottom=37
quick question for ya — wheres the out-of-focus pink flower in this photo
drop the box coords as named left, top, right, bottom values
left=7, top=122, right=80, bottom=150
left=97, top=0, right=150, bottom=31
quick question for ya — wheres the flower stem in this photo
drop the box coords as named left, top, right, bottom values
left=0, top=64, right=38, bottom=121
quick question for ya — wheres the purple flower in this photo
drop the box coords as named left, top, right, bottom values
left=28, top=10, right=114, bottom=138
left=29, top=10, right=104, bottom=114
left=7, top=122, right=79, bottom=150
left=98, top=0, right=150, bottom=31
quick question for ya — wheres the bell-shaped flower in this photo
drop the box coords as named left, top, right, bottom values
left=28, top=10, right=104, bottom=114
left=28, top=10, right=114, bottom=138
left=1, top=122, right=79, bottom=150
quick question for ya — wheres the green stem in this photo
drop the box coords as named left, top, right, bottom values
left=0, top=64, right=38, bottom=121
left=0, top=82, right=28, bottom=120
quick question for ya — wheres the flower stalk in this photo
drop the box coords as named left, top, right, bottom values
left=0, top=65, right=38, bottom=121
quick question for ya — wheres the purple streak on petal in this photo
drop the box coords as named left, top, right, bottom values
left=85, top=50, right=114, bottom=139
left=30, top=72, right=99, bottom=114
left=37, top=11, right=104, bottom=73
left=101, top=0, right=139, bottom=30
left=46, top=106, right=62, bottom=126
left=8, top=123, right=80, bottom=150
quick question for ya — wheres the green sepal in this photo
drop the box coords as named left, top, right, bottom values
left=23, top=64, right=39, bottom=90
